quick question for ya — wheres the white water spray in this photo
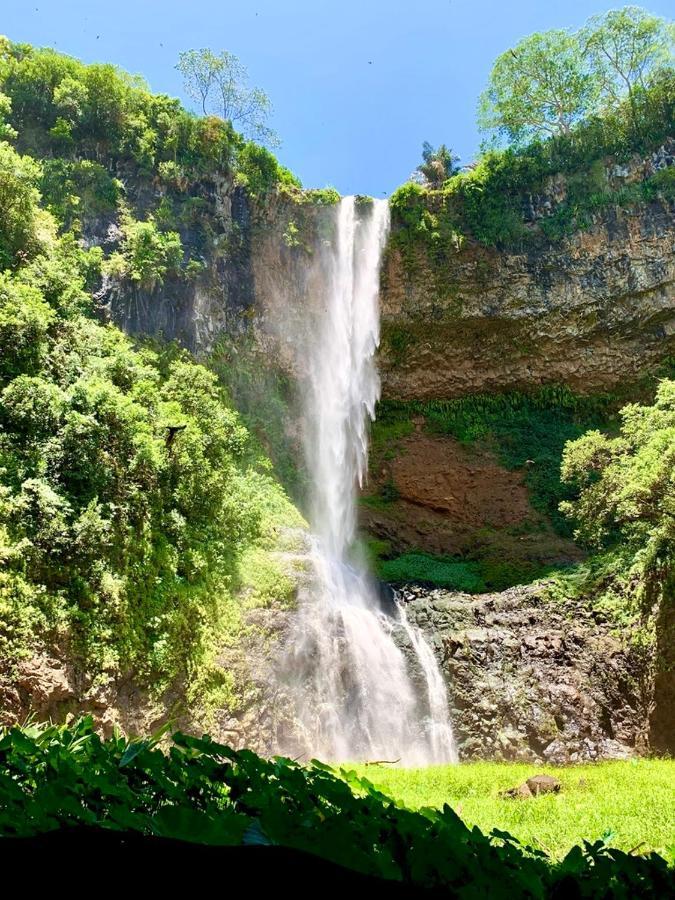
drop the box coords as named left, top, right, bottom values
left=279, top=197, right=456, bottom=764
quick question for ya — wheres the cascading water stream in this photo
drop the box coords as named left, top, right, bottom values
left=278, top=197, right=456, bottom=764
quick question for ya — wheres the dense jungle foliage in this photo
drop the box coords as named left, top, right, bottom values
left=557, top=378, right=674, bottom=628
left=0, top=720, right=672, bottom=897
left=0, top=36, right=299, bottom=195
left=0, top=36, right=302, bottom=294
left=0, top=62, right=303, bottom=705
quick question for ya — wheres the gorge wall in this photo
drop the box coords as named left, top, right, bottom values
left=105, top=150, right=675, bottom=402
left=379, top=197, right=674, bottom=400
left=92, top=147, right=675, bottom=759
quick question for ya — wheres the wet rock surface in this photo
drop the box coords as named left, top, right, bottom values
left=401, top=583, right=651, bottom=762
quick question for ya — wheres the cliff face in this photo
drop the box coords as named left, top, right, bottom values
left=404, top=584, right=651, bottom=762
left=102, top=180, right=257, bottom=353
left=379, top=198, right=674, bottom=401
left=100, top=149, right=675, bottom=408
left=92, top=152, right=674, bottom=760
left=378, top=143, right=675, bottom=401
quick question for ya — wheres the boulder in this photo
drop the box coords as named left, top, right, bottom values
left=500, top=783, right=533, bottom=799
left=526, top=775, right=561, bottom=795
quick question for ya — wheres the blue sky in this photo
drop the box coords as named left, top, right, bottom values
left=2, top=1, right=673, bottom=195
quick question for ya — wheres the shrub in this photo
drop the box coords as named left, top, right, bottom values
left=0, top=223, right=300, bottom=690
left=0, top=274, right=54, bottom=381
left=379, top=553, right=486, bottom=591
left=0, top=139, right=49, bottom=267
left=106, top=215, right=183, bottom=288
left=561, top=379, right=675, bottom=606
left=0, top=720, right=671, bottom=898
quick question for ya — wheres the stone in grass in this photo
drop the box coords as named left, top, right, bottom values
left=500, top=782, right=534, bottom=799
left=500, top=775, right=562, bottom=799
left=526, top=775, right=561, bottom=796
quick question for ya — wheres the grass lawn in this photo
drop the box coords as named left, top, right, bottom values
left=353, top=759, right=675, bottom=862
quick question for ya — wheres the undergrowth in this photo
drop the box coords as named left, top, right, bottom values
left=0, top=719, right=671, bottom=898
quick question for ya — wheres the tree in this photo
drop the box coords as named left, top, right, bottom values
left=176, top=49, right=278, bottom=147
left=414, top=142, right=460, bottom=188
left=478, top=30, right=595, bottom=144
left=0, top=141, right=49, bottom=268
left=560, top=379, right=675, bottom=603
left=0, top=92, right=16, bottom=140
left=582, top=7, right=674, bottom=122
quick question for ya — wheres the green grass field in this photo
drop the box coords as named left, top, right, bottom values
left=354, top=760, right=675, bottom=861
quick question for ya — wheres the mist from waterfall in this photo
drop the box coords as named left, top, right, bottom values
left=279, top=196, right=456, bottom=765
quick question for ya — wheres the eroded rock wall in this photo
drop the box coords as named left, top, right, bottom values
left=403, top=584, right=651, bottom=762
left=379, top=143, right=675, bottom=401
left=379, top=199, right=675, bottom=401
left=100, top=154, right=675, bottom=408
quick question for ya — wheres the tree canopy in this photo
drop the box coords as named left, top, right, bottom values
left=583, top=6, right=675, bottom=121
left=479, top=6, right=674, bottom=145
left=414, top=142, right=460, bottom=188
left=478, top=29, right=595, bottom=144
left=176, top=49, right=278, bottom=148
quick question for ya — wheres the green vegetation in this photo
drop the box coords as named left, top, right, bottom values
left=378, top=553, right=486, bottom=591
left=478, top=29, right=596, bottom=143
left=478, top=7, right=673, bottom=145
left=0, top=36, right=314, bottom=717
left=371, top=545, right=555, bottom=594
left=357, top=759, right=675, bottom=861
left=104, top=213, right=183, bottom=288
left=391, top=71, right=673, bottom=253
left=2, top=39, right=234, bottom=180
left=0, top=106, right=303, bottom=710
left=39, top=157, right=122, bottom=230
left=554, top=379, right=674, bottom=631
left=414, top=142, right=461, bottom=188
left=234, top=140, right=301, bottom=197
left=0, top=719, right=671, bottom=897
left=392, top=6, right=673, bottom=253
left=176, top=48, right=278, bottom=147
left=0, top=36, right=301, bottom=240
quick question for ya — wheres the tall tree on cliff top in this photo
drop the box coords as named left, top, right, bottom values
left=478, top=29, right=595, bottom=145
left=414, top=142, right=461, bottom=188
left=479, top=7, right=674, bottom=147
left=582, top=7, right=674, bottom=124
left=176, top=49, right=279, bottom=147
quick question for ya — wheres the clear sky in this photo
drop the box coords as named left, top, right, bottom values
left=2, top=1, right=673, bottom=195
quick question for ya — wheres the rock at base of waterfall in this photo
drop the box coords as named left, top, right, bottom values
left=403, top=582, right=650, bottom=762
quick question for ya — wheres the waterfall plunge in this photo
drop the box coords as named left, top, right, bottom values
left=279, top=197, right=456, bottom=765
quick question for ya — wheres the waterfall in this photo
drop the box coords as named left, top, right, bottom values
left=278, top=197, right=456, bottom=765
